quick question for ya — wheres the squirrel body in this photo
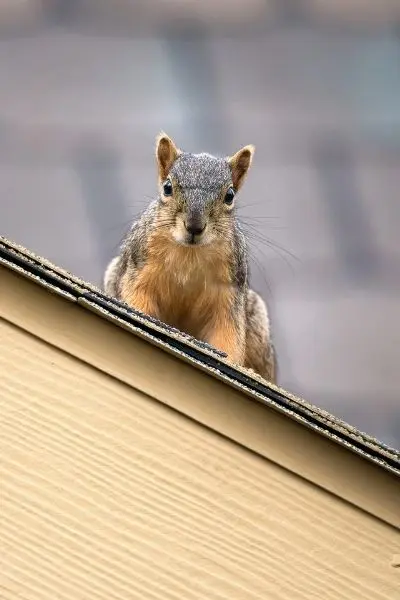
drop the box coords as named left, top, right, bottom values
left=104, top=134, right=276, bottom=383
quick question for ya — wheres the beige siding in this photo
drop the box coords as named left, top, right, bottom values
left=1, top=320, right=399, bottom=600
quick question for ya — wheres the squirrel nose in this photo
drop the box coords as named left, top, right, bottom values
left=185, top=222, right=206, bottom=236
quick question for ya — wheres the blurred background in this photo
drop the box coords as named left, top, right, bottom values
left=0, top=0, right=399, bottom=448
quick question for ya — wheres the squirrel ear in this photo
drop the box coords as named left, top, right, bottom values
left=228, top=145, right=255, bottom=191
left=156, top=132, right=181, bottom=181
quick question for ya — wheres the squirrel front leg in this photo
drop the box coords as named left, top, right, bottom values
left=120, top=276, right=159, bottom=320
left=128, top=289, right=159, bottom=319
left=205, top=311, right=246, bottom=366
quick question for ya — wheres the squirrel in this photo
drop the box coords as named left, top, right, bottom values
left=104, top=133, right=277, bottom=383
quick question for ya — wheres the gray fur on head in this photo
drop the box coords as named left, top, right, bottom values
left=168, top=152, right=232, bottom=227
left=170, top=153, right=232, bottom=191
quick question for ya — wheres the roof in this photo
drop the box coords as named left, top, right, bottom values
left=0, top=234, right=399, bottom=479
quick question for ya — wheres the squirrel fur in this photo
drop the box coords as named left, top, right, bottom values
left=104, top=133, right=277, bottom=383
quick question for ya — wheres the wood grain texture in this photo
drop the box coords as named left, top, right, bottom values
left=1, top=320, right=399, bottom=600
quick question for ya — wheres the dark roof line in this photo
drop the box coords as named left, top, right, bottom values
left=1, top=236, right=399, bottom=476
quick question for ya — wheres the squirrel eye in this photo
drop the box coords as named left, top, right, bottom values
left=163, top=179, right=173, bottom=197
left=224, top=187, right=235, bottom=206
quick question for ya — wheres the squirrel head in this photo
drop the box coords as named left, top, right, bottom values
left=155, top=132, right=254, bottom=247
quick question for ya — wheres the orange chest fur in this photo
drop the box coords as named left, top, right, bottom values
left=134, top=236, right=235, bottom=335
